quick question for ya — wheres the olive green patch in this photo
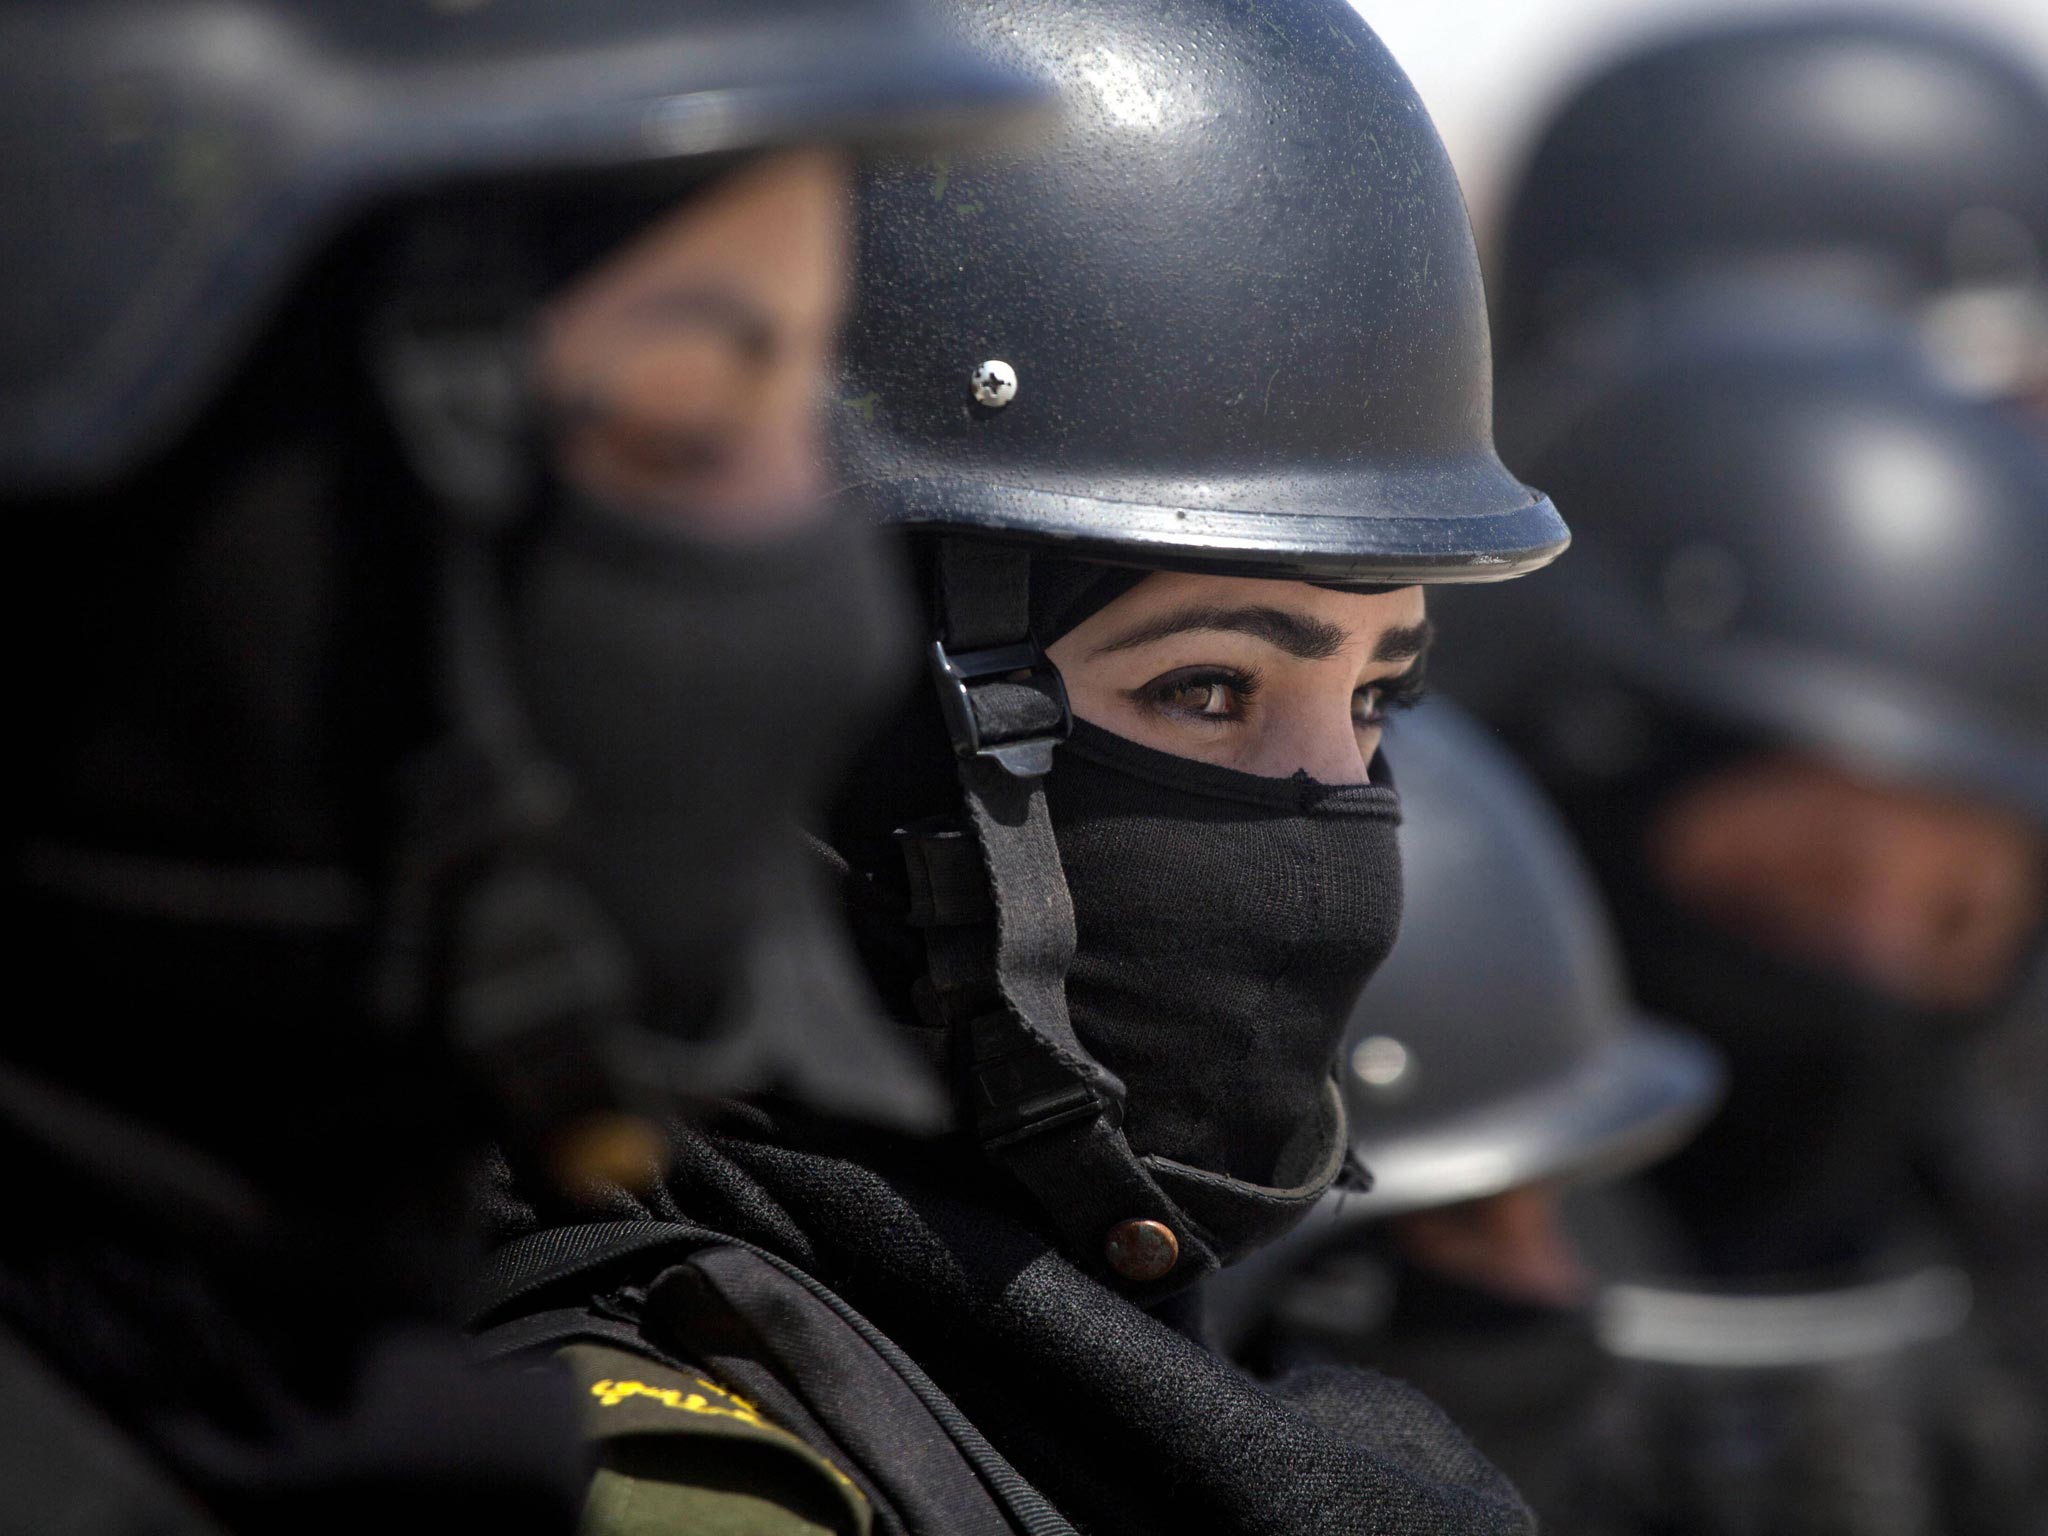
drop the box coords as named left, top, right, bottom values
left=558, top=1343, right=870, bottom=1536
left=582, top=1463, right=843, bottom=1536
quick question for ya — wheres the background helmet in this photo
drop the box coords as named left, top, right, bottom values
left=0, top=0, right=1043, bottom=495
left=1436, top=329, right=2048, bottom=829
left=1339, top=701, right=1721, bottom=1218
left=838, top=0, right=1566, bottom=585
left=1490, top=12, right=2048, bottom=402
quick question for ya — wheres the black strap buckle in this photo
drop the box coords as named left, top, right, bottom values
left=929, top=637, right=1074, bottom=778
left=966, top=1012, right=1114, bottom=1149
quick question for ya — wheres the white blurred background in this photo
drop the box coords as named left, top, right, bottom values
left=1355, top=0, right=2048, bottom=256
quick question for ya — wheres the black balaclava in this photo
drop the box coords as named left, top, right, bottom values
left=833, top=552, right=1401, bottom=1265
left=506, top=491, right=916, bottom=1111
left=1553, top=711, right=1977, bottom=1277
left=1046, top=721, right=1401, bottom=1188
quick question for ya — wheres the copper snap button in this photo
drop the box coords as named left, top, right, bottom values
left=1104, top=1218, right=1179, bottom=1282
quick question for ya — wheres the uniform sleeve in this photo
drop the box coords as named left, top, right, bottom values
left=554, top=1342, right=872, bottom=1536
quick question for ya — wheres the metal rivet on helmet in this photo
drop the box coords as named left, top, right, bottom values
left=970, top=359, right=1018, bottom=408
left=1104, top=1218, right=1179, bottom=1283
left=1350, top=1035, right=1415, bottom=1097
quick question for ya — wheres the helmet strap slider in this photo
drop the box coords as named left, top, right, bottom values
left=914, top=537, right=1219, bottom=1293
left=928, top=635, right=1072, bottom=778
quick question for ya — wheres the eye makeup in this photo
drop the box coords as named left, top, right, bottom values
left=1125, top=655, right=1428, bottom=733
left=1353, top=657, right=1428, bottom=727
left=1127, top=664, right=1263, bottom=723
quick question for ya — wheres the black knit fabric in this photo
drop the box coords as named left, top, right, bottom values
left=1046, top=721, right=1403, bottom=1188
left=485, top=1117, right=1533, bottom=1536
left=667, top=551, right=1507, bottom=1530
left=1024, top=557, right=1149, bottom=645
left=514, top=496, right=912, bottom=1043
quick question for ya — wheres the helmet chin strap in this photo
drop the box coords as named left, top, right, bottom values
left=367, top=307, right=651, bottom=1173
left=374, top=517, right=645, bottom=1161
left=906, top=536, right=1222, bottom=1295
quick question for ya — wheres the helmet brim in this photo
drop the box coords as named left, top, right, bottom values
left=0, top=12, right=1049, bottom=492
left=1601, top=621, right=2048, bottom=828
left=1339, top=1021, right=1725, bottom=1219
left=868, top=470, right=1569, bottom=585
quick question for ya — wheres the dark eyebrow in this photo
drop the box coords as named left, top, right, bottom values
left=1088, top=604, right=1350, bottom=662
left=1373, top=620, right=1435, bottom=665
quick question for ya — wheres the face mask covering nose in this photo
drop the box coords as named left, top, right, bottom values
left=1043, top=720, right=1402, bottom=1255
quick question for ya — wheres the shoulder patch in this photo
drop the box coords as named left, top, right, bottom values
left=587, top=1370, right=773, bottom=1430
left=554, top=1342, right=869, bottom=1534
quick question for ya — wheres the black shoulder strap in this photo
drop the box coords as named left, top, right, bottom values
left=473, top=1218, right=715, bottom=1328
left=919, top=539, right=1220, bottom=1296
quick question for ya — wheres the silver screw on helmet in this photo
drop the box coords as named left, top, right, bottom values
left=970, top=359, right=1018, bottom=408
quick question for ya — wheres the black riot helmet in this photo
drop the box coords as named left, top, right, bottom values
left=825, top=0, right=1564, bottom=1304
left=1336, top=701, right=1721, bottom=1218
left=1492, top=12, right=2048, bottom=402
left=1439, top=328, right=2048, bottom=1285
left=839, top=0, right=1566, bottom=584
left=1438, top=328, right=2048, bottom=830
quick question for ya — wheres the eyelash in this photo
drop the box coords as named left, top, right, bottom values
left=1130, top=663, right=1428, bottom=727
left=1355, top=664, right=1429, bottom=726
left=1131, top=666, right=1263, bottom=723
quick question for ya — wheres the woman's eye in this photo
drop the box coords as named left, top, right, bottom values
left=1354, top=666, right=1427, bottom=729
left=1175, top=681, right=1235, bottom=716
left=1131, top=667, right=1258, bottom=722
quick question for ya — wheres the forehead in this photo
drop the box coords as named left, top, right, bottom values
left=1108, top=570, right=1426, bottom=631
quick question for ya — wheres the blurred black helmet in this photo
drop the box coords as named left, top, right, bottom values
left=1438, top=330, right=2048, bottom=827
left=839, top=0, right=1566, bottom=585
left=1494, top=12, right=2048, bottom=400
left=0, top=0, right=1043, bottom=494
left=1341, top=701, right=1722, bottom=1217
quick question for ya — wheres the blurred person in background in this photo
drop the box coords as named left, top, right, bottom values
left=0, top=1, right=1038, bottom=1527
left=1464, top=20, right=2048, bottom=1523
left=1207, top=698, right=1724, bottom=1531
left=1434, top=324, right=2048, bottom=1534
left=470, top=1, right=1584, bottom=1531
